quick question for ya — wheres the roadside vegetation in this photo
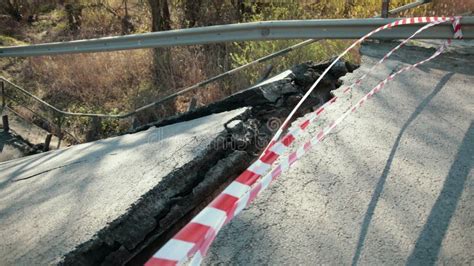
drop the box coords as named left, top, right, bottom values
left=0, top=0, right=472, bottom=142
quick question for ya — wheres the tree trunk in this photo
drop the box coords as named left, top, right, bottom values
left=183, top=0, right=202, bottom=28
left=148, top=0, right=171, bottom=31
left=65, top=1, right=83, bottom=34
left=121, top=0, right=135, bottom=34
left=147, top=0, right=173, bottom=90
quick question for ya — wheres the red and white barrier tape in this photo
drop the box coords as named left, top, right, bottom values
left=195, top=39, right=451, bottom=266
left=261, top=16, right=463, bottom=155
left=245, top=39, right=452, bottom=219
left=279, top=17, right=450, bottom=148
left=145, top=17, right=462, bottom=266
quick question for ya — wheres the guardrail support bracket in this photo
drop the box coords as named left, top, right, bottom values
left=382, top=0, right=390, bottom=18
left=2, top=115, right=9, bottom=133
left=44, top=133, right=52, bottom=152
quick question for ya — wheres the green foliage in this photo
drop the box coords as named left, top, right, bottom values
left=230, top=1, right=368, bottom=84
left=228, top=0, right=450, bottom=85
left=0, top=35, right=28, bottom=46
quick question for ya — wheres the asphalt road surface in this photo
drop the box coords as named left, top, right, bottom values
left=0, top=108, right=246, bottom=265
left=204, top=42, right=473, bottom=265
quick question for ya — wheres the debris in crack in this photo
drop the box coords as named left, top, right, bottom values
left=131, top=58, right=357, bottom=134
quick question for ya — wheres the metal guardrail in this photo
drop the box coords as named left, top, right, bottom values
left=379, top=0, right=432, bottom=18
left=0, top=0, right=469, bottom=145
left=0, top=39, right=319, bottom=143
left=389, top=0, right=431, bottom=16
left=1, top=80, right=80, bottom=146
left=0, top=40, right=316, bottom=120
left=0, top=1, right=459, bottom=124
left=1, top=17, right=473, bottom=57
left=376, top=0, right=431, bottom=19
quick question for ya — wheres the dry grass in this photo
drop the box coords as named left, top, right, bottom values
left=16, top=42, right=232, bottom=134
left=16, top=49, right=154, bottom=138
left=24, top=50, right=153, bottom=110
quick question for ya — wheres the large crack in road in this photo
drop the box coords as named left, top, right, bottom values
left=0, top=59, right=356, bottom=266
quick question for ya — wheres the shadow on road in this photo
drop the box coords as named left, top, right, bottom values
left=406, top=120, right=473, bottom=265
left=351, top=72, right=455, bottom=266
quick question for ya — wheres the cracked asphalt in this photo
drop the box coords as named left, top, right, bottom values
left=0, top=109, right=246, bottom=265
left=204, top=42, right=473, bottom=265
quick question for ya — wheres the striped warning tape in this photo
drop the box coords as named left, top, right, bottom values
left=173, top=38, right=448, bottom=265
left=261, top=16, right=463, bottom=155
left=145, top=17, right=462, bottom=266
left=274, top=17, right=451, bottom=149
left=185, top=39, right=452, bottom=266
left=245, top=39, right=453, bottom=216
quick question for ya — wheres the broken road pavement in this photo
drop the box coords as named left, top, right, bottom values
left=0, top=59, right=354, bottom=265
left=205, top=41, right=474, bottom=265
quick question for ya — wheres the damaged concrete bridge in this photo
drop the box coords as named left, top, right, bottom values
left=1, top=14, right=473, bottom=266
left=0, top=59, right=355, bottom=265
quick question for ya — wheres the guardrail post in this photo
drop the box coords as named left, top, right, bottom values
left=44, top=133, right=52, bottom=152
left=2, top=115, right=9, bottom=133
left=86, top=116, right=101, bottom=142
left=56, top=115, right=63, bottom=149
left=381, top=0, right=390, bottom=18
left=187, top=98, right=197, bottom=112
left=1, top=81, right=5, bottom=110
left=256, top=64, right=274, bottom=84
